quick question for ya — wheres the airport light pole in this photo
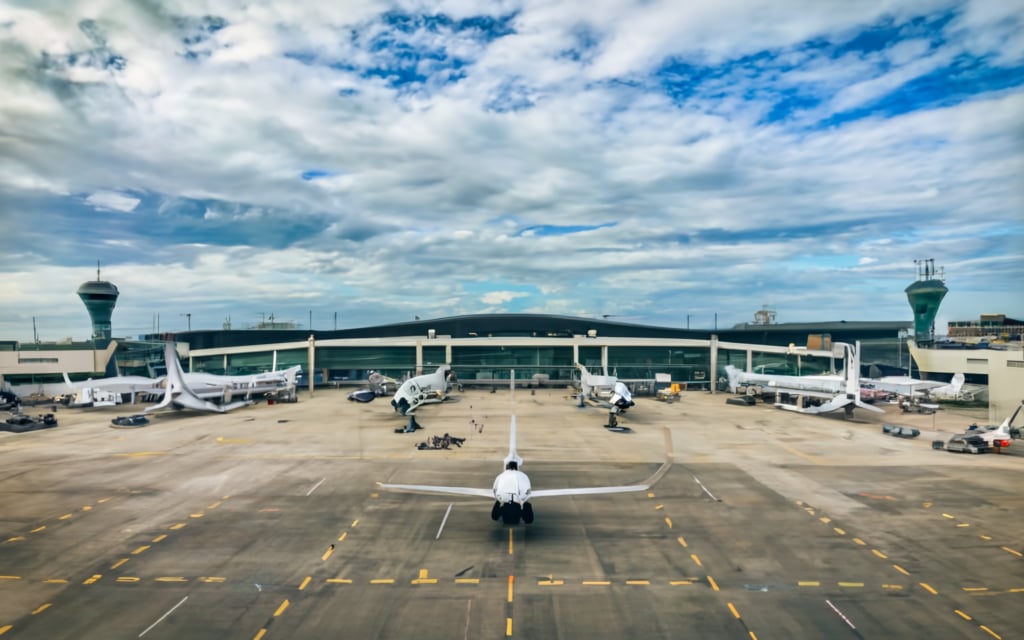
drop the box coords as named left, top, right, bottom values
left=180, top=313, right=191, bottom=331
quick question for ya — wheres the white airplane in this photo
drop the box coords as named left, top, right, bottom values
left=390, top=365, right=454, bottom=416
left=576, top=364, right=635, bottom=427
left=379, top=415, right=673, bottom=525
left=725, top=342, right=883, bottom=417
left=61, top=344, right=300, bottom=412
left=960, top=400, right=1022, bottom=449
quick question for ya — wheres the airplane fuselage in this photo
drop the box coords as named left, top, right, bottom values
left=491, top=469, right=534, bottom=524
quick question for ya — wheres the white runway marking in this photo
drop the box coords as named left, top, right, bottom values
left=138, top=596, right=188, bottom=637
left=306, top=478, right=326, bottom=496
left=436, top=503, right=454, bottom=540
left=693, top=475, right=720, bottom=502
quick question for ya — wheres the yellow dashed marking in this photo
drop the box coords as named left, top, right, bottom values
left=954, top=610, right=972, bottom=621
left=81, top=505, right=93, bottom=511
left=979, top=625, right=1001, bottom=639
left=0, top=576, right=21, bottom=581
left=655, top=504, right=664, bottom=510
left=647, top=492, right=655, bottom=498
left=253, top=629, right=267, bottom=640
left=0, top=625, right=11, bottom=635
left=956, top=523, right=970, bottom=528
left=882, top=584, right=904, bottom=591
left=690, top=553, right=703, bottom=567
left=208, top=501, right=223, bottom=510
left=505, top=618, right=512, bottom=637
left=728, top=602, right=741, bottom=619
left=538, top=579, right=564, bottom=586
left=326, top=578, right=352, bottom=584
left=97, top=497, right=112, bottom=504
left=131, top=545, right=150, bottom=555
left=152, top=534, right=167, bottom=543
left=942, top=513, right=954, bottom=519
left=625, top=580, right=650, bottom=585
left=455, top=578, right=479, bottom=584
left=155, top=577, right=187, bottom=583
left=5, top=537, right=25, bottom=543
left=299, top=576, right=312, bottom=590
left=169, top=523, right=186, bottom=530
left=1002, top=547, right=1022, bottom=558
left=677, top=536, right=688, bottom=548
left=664, top=517, right=673, bottom=529
left=798, top=581, right=820, bottom=587
left=31, top=603, right=51, bottom=615
left=30, top=526, right=46, bottom=533
left=582, top=580, right=611, bottom=586
left=111, top=558, right=129, bottom=570
left=963, top=587, right=989, bottom=592
left=819, top=516, right=831, bottom=524
left=351, top=519, right=359, bottom=527
left=43, top=579, right=68, bottom=584
left=82, top=574, right=102, bottom=585
left=670, top=580, right=694, bottom=586
left=852, top=537, right=866, bottom=546
left=322, top=545, right=335, bottom=561
left=273, top=599, right=289, bottom=617
left=707, top=576, right=719, bottom=591
left=919, top=583, right=938, bottom=595
left=838, top=582, right=864, bottom=588
left=338, top=531, right=348, bottom=542
left=872, top=549, right=888, bottom=559
left=833, top=527, right=846, bottom=535
left=58, top=514, right=73, bottom=521
left=189, top=513, right=204, bottom=519
left=412, top=569, right=437, bottom=585
left=893, top=564, right=910, bottom=576
left=198, top=577, right=226, bottom=583
left=116, top=576, right=140, bottom=583
left=370, top=579, right=394, bottom=585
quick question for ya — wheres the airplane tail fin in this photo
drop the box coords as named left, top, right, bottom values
left=724, top=365, right=742, bottom=393
left=949, top=372, right=965, bottom=394
left=503, top=371, right=523, bottom=469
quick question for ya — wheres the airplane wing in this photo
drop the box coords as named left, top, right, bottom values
left=376, top=483, right=493, bottom=499
left=532, top=426, right=674, bottom=498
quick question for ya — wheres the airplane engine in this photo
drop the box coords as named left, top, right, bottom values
left=223, top=386, right=233, bottom=403
left=522, top=502, right=534, bottom=524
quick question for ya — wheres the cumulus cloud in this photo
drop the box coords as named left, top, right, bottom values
left=0, top=0, right=1021, bottom=341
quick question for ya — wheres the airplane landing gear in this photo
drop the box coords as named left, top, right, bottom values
left=522, top=502, right=534, bottom=524
left=491, top=501, right=501, bottom=521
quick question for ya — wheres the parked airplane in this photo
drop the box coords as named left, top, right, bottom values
left=63, top=343, right=300, bottom=413
left=143, top=342, right=287, bottom=413
left=390, top=365, right=457, bottom=431
left=961, top=400, right=1022, bottom=449
left=576, top=364, right=635, bottom=427
left=725, top=342, right=883, bottom=417
left=379, top=415, right=673, bottom=524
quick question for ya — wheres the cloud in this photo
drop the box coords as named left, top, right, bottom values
left=0, top=1, right=1021, bottom=341
left=85, top=190, right=141, bottom=212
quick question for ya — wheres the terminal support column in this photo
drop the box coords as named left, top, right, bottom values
left=306, top=335, right=315, bottom=397
left=710, top=335, right=718, bottom=394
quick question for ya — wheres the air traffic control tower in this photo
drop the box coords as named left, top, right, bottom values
left=77, top=264, right=119, bottom=347
left=905, top=258, right=947, bottom=345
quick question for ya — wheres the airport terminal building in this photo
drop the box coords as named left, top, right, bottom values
left=149, top=314, right=910, bottom=389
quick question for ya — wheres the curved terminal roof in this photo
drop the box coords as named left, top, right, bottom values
left=154, top=313, right=910, bottom=351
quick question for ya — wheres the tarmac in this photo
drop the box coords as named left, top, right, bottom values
left=0, top=386, right=1021, bottom=639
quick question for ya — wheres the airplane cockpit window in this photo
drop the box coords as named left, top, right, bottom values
left=506, top=461, right=518, bottom=470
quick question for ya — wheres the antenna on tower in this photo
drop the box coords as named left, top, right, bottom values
left=97, top=260, right=101, bottom=281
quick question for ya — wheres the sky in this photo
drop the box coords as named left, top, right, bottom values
left=1, top=0, right=1022, bottom=342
